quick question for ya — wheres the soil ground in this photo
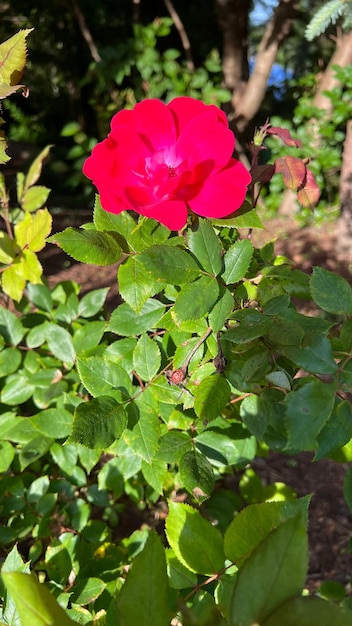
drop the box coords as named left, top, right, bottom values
left=41, top=213, right=352, bottom=592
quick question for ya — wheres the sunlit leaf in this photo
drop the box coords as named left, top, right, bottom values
left=0, top=29, right=33, bottom=86
left=166, top=502, right=225, bottom=575
left=69, top=396, right=126, bottom=449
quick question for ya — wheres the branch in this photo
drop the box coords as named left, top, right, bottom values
left=71, top=0, right=101, bottom=63
left=164, top=0, right=194, bottom=71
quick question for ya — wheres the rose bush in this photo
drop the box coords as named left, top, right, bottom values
left=83, top=97, right=251, bottom=230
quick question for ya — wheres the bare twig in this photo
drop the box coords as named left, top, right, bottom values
left=71, top=0, right=102, bottom=63
left=164, top=0, right=195, bottom=72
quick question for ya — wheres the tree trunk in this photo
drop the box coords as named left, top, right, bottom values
left=311, top=31, right=352, bottom=256
left=336, top=120, right=352, bottom=259
left=233, top=0, right=299, bottom=134
left=215, top=0, right=251, bottom=95
left=313, top=30, right=352, bottom=113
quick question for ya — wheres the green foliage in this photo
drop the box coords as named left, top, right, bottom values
left=305, top=0, right=352, bottom=41
left=263, top=64, right=352, bottom=221
left=1, top=208, right=352, bottom=623
left=2, top=25, right=352, bottom=626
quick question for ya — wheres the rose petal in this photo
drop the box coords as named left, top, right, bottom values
left=137, top=200, right=188, bottom=230
left=176, top=110, right=234, bottom=172
left=132, top=99, right=177, bottom=153
left=99, top=187, right=128, bottom=216
left=189, top=159, right=251, bottom=218
left=168, top=97, right=228, bottom=135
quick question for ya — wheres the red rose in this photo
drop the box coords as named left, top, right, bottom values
left=83, top=97, right=251, bottom=230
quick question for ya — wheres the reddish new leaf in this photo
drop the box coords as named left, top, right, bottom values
left=275, top=156, right=306, bottom=190
left=297, top=168, right=320, bottom=208
left=267, top=126, right=302, bottom=148
left=250, top=164, right=275, bottom=185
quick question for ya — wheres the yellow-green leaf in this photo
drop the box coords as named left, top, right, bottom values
left=21, top=185, right=51, bottom=212
left=0, top=129, right=9, bottom=164
left=0, top=29, right=33, bottom=86
left=0, top=231, right=19, bottom=264
left=14, top=208, right=52, bottom=251
left=1, top=264, right=26, bottom=301
left=25, top=145, right=53, bottom=191
left=2, top=571, right=77, bottom=626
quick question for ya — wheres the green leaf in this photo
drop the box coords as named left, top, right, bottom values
left=193, top=374, right=231, bottom=422
left=73, top=321, right=106, bottom=354
left=172, top=275, right=219, bottom=324
left=0, top=308, right=25, bottom=345
left=0, top=440, right=15, bottom=471
left=310, top=267, right=352, bottom=316
left=1, top=372, right=34, bottom=405
left=179, top=449, right=214, bottom=501
left=19, top=435, right=52, bottom=470
left=123, top=403, right=160, bottom=463
left=69, top=396, right=126, bottom=449
left=48, top=227, right=122, bottom=265
left=118, top=255, right=155, bottom=312
left=77, top=355, right=132, bottom=397
left=158, top=431, right=192, bottom=463
left=78, top=287, right=109, bottom=317
left=230, top=515, right=308, bottom=626
left=166, top=548, right=198, bottom=589
left=285, top=380, right=335, bottom=450
left=240, top=395, right=269, bottom=440
left=209, top=287, right=234, bottom=332
left=45, top=323, right=76, bottom=364
left=281, top=333, right=338, bottom=374
left=188, top=218, right=222, bottom=274
left=315, top=400, right=352, bottom=460
left=224, top=311, right=271, bottom=344
left=0, top=29, right=33, bottom=86
left=30, top=408, right=73, bottom=439
left=128, top=217, right=171, bottom=252
left=222, top=239, right=254, bottom=285
left=263, top=596, right=352, bottom=626
left=211, top=203, right=264, bottom=229
left=70, top=577, right=105, bottom=605
left=166, top=501, right=225, bottom=575
left=224, top=498, right=309, bottom=567
left=2, top=571, right=76, bottom=626
left=108, top=299, right=165, bottom=336
left=241, top=350, right=271, bottom=383
left=116, top=531, right=172, bottom=626
left=93, top=193, right=132, bottom=236
left=141, top=457, right=169, bottom=495
left=133, top=333, right=161, bottom=381
left=21, top=186, right=50, bottom=212
left=230, top=207, right=264, bottom=229
left=195, top=430, right=249, bottom=467
left=0, top=347, right=22, bottom=377
left=139, top=244, right=200, bottom=284
left=26, top=283, right=53, bottom=312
